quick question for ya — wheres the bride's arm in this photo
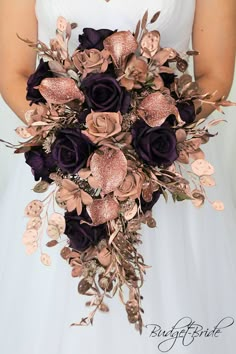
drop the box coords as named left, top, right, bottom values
left=192, top=0, right=236, bottom=119
left=0, top=0, right=37, bottom=123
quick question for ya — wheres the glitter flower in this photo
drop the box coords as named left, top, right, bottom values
left=60, top=179, right=93, bottom=215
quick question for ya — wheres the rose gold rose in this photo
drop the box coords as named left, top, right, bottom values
left=83, top=111, right=123, bottom=143
left=72, top=49, right=110, bottom=78
left=114, top=162, right=144, bottom=201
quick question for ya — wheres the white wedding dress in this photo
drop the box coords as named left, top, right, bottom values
left=0, top=1, right=236, bottom=354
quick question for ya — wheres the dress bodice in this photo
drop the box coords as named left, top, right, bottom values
left=35, top=0, right=196, bottom=53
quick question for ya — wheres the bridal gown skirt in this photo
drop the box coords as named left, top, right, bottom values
left=0, top=0, right=236, bottom=353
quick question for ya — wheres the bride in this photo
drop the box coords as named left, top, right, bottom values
left=0, top=1, right=235, bottom=354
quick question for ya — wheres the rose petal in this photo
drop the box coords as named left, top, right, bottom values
left=81, top=190, right=93, bottom=205
left=61, top=179, right=78, bottom=192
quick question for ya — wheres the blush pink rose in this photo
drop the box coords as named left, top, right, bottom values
left=83, top=111, right=122, bottom=143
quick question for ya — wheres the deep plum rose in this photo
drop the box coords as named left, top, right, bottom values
left=26, top=59, right=53, bottom=105
left=80, top=73, right=131, bottom=113
left=51, top=128, right=94, bottom=174
left=25, top=147, right=56, bottom=182
left=131, top=119, right=178, bottom=167
left=140, top=190, right=161, bottom=213
left=65, top=208, right=108, bottom=251
left=78, top=28, right=115, bottom=51
left=177, top=100, right=196, bottom=124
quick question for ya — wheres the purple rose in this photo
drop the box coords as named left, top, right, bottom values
left=51, top=128, right=94, bottom=174
left=25, top=147, right=56, bottom=182
left=26, top=59, right=53, bottom=105
left=177, top=100, right=196, bottom=124
left=131, top=119, right=178, bottom=167
left=65, top=208, right=108, bottom=251
left=81, top=73, right=131, bottom=113
left=78, top=28, right=115, bottom=51
left=140, top=190, right=161, bottom=213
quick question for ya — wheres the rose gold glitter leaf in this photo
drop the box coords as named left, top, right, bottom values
left=212, top=200, right=224, bottom=211
left=40, top=253, right=51, bottom=266
left=103, top=31, right=138, bottom=68
left=137, top=92, right=178, bottom=127
left=200, top=175, right=216, bottom=187
left=191, top=159, right=214, bottom=176
left=90, top=147, right=127, bottom=195
left=37, top=78, right=85, bottom=104
left=87, top=196, right=119, bottom=225
left=24, top=200, right=44, bottom=217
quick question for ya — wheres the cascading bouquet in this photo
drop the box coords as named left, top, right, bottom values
left=2, top=10, right=235, bottom=333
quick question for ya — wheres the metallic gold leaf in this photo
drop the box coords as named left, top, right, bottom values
left=33, top=181, right=50, bottom=193
left=141, top=10, right=148, bottom=29
left=150, top=11, right=161, bottom=23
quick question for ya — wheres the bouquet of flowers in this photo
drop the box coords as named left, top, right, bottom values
left=2, top=10, right=235, bottom=333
